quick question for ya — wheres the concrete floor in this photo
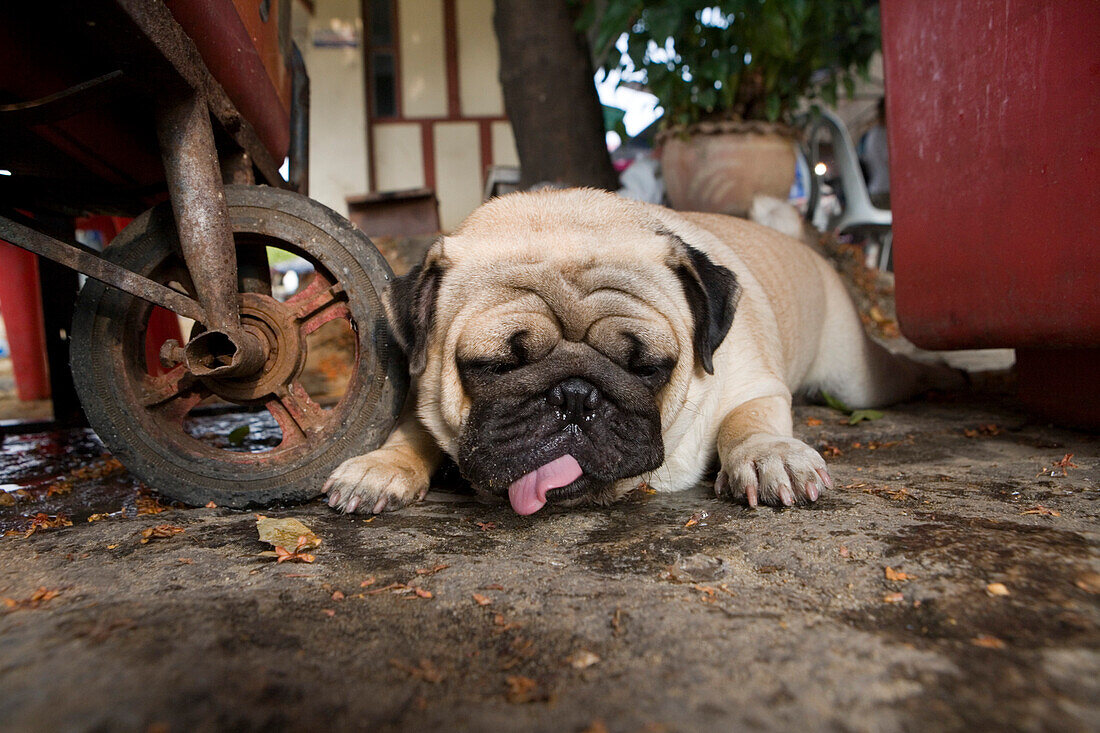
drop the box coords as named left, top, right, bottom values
left=1, top=391, right=1097, bottom=732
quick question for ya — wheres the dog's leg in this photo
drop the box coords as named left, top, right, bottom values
left=714, top=394, right=832, bottom=507
left=323, top=393, right=442, bottom=513
left=806, top=263, right=964, bottom=408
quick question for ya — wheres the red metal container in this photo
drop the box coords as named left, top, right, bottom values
left=881, top=0, right=1100, bottom=426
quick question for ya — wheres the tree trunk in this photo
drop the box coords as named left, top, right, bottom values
left=493, top=0, right=618, bottom=191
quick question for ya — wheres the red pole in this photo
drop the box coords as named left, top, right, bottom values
left=0, top=239, right=50, bottom=400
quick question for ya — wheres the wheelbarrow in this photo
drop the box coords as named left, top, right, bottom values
left=0, top=1, right=407, bottom=507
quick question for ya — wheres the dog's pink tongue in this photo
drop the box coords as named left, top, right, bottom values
left=507, top=454, right=583, bottom=515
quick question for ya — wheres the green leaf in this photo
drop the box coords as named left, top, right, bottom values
left=227, top=425, right=250, bottom=446
left=848, top=409, right=885, bottom=425
left=820, top=390, right=852, bottom=414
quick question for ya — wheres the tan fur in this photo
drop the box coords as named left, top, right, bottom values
left=324, top=189, right=953, bottom=513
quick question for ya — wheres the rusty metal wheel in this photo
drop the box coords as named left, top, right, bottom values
left=70, top=185, right=407, bottom=507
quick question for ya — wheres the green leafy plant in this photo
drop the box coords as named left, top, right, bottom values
left=582, top=0, right=881, bottom=128
left=820, top=390, right=884, bottom=425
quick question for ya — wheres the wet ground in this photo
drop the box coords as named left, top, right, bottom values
left=0, top=392, right=1097, bottom=732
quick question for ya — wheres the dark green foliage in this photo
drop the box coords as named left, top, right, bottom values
left=580, top=0, right=880, bottom=127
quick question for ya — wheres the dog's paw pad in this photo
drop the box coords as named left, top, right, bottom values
left=716, top=435, right=832, bottom=508
left=322, top=451, right=428, bottom=514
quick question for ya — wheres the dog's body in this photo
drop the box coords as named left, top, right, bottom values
left=324, top=189, right=953, bottom=514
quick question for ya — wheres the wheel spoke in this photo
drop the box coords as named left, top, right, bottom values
left=266, top=381, right=329, bottom=449
left=290, top=273, right=351, bottom=335
left=141, top=366, right=210, bottom=424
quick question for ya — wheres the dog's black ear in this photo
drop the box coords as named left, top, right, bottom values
left=668, top=236, right=742, bottom=375
left=384, top=253, right=445, bottom=377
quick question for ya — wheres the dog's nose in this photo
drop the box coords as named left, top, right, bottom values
left=547, top=377, right=600, bottom=421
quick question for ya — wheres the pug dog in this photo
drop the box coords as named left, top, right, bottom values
left=324, top=188, right=956, bottom=515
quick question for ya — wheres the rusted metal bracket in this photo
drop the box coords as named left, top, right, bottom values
left=0, top=215, right=206, bottom=323
left=154, top=93, right=266, bottom=379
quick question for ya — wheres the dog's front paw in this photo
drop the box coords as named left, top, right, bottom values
left=322, top=450, right=429, bottom=514
left=715, top=435, right=832, bottom=508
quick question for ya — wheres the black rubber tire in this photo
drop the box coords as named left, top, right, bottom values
left=70, top=185, right=408, bottom=508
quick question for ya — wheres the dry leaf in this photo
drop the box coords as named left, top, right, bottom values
left=971, top=635, right=1006, bottom=649
left=504, top=675, right=542, bottom=704
left=884, top=567, right=913, bottom=582
left=332, top=590, right=346, bottom=601
left=475, top=521, right=496, bottom=531
left=1021, top=505, right=1060, bottom=517
left=805, top=417, right=823, bottom=427
left=360, top=577, right=377, bottom=587
left=87, top=513, right=110, bottom=523
left=321, top=608, right=335, bottom=617
left=413, top=587, right=433, bottom=599
left=3, top=586, right=60, bottom=611
left=178, top=558, right=194, bottom=564
left=472, top=593, right=492, bottom=606
left=684, top=510, right=708, bottom=528
left=1037, top=454, right=1078, bottom=478
left=985, top=582, right=1009, bottom=597
left=415, top=563, right=449, bottom=576
left=273, top=536, right=316, bottom=564
left=141, top=525, right=184, bottom=543
left=256, top=516, right=321, bottom=551
left=883, top=592, right=904, bottom=603
left=136, top=496, right=170, bottom=515
left=205, top=501, right=217, bottom=508
left=838, top=546, right=850, bottom=558
left=0, top=492, right=16, bottom=507
left=566, top=650, right=601, bottom=670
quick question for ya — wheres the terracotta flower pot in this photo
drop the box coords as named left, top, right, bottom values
left=659, top=121, right=797, bottom=217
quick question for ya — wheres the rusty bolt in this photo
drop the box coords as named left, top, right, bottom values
left=159, top=339, right=186, bottom=369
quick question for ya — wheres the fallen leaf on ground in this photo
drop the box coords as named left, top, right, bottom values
left=0, top=492, right=15, bottom=506
left=884, top=567, right=913, bottom=582
left=566, top=650, right=600, bottom=669
left=332, top=590, right=345, bottom=601
left=805, top=417, right=823, bottom=427
left=205, top=501, right=217, bottom=508
left=684, top=510, right=708, bottom=528
left=475, top=521, right=496, bottom=531
left=3, top=587, right=60, bottom=611
left=838, top=546, right=850, bottom=558
left=971, top=635, right=1006, bottom=649
left=140, top=525, right=184, bottom=543
left=493, top=614, right=522, bottom=632
left=413, top=587, right=433, bottom=599
left=821, top=443, right=843, bottom=458
left=505, top=675, right=544, bottom=703
left=178, top=558, right=194, bottom=564
left=986, top=582, right=1010, bottom=597
left=360, top=577, right=376, bottom=587
left=1021, top=505, right=1060, bottom=517
left=883, top=592, right=904, bottom=603
left=1037, top=453, right=1078, bottom=478
left=256, top=515, right=321, bottom=551
left=365, top=582, right=411, bottom=595
left=848, top=409, right=884, bottom=425
left=321, top=608, right=335, bottom=617
left=390, top=658, right=443, bottom=683
left=136, top=496, right=171, bottom=515
left=472, top=593, right=492, bottom=606
left=271, top=536, right=316, bottom=564
left=415, top=563, right=449, bottom=576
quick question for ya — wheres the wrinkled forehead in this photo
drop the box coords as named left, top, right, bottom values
left=444, top=224, right=678, bottom=317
